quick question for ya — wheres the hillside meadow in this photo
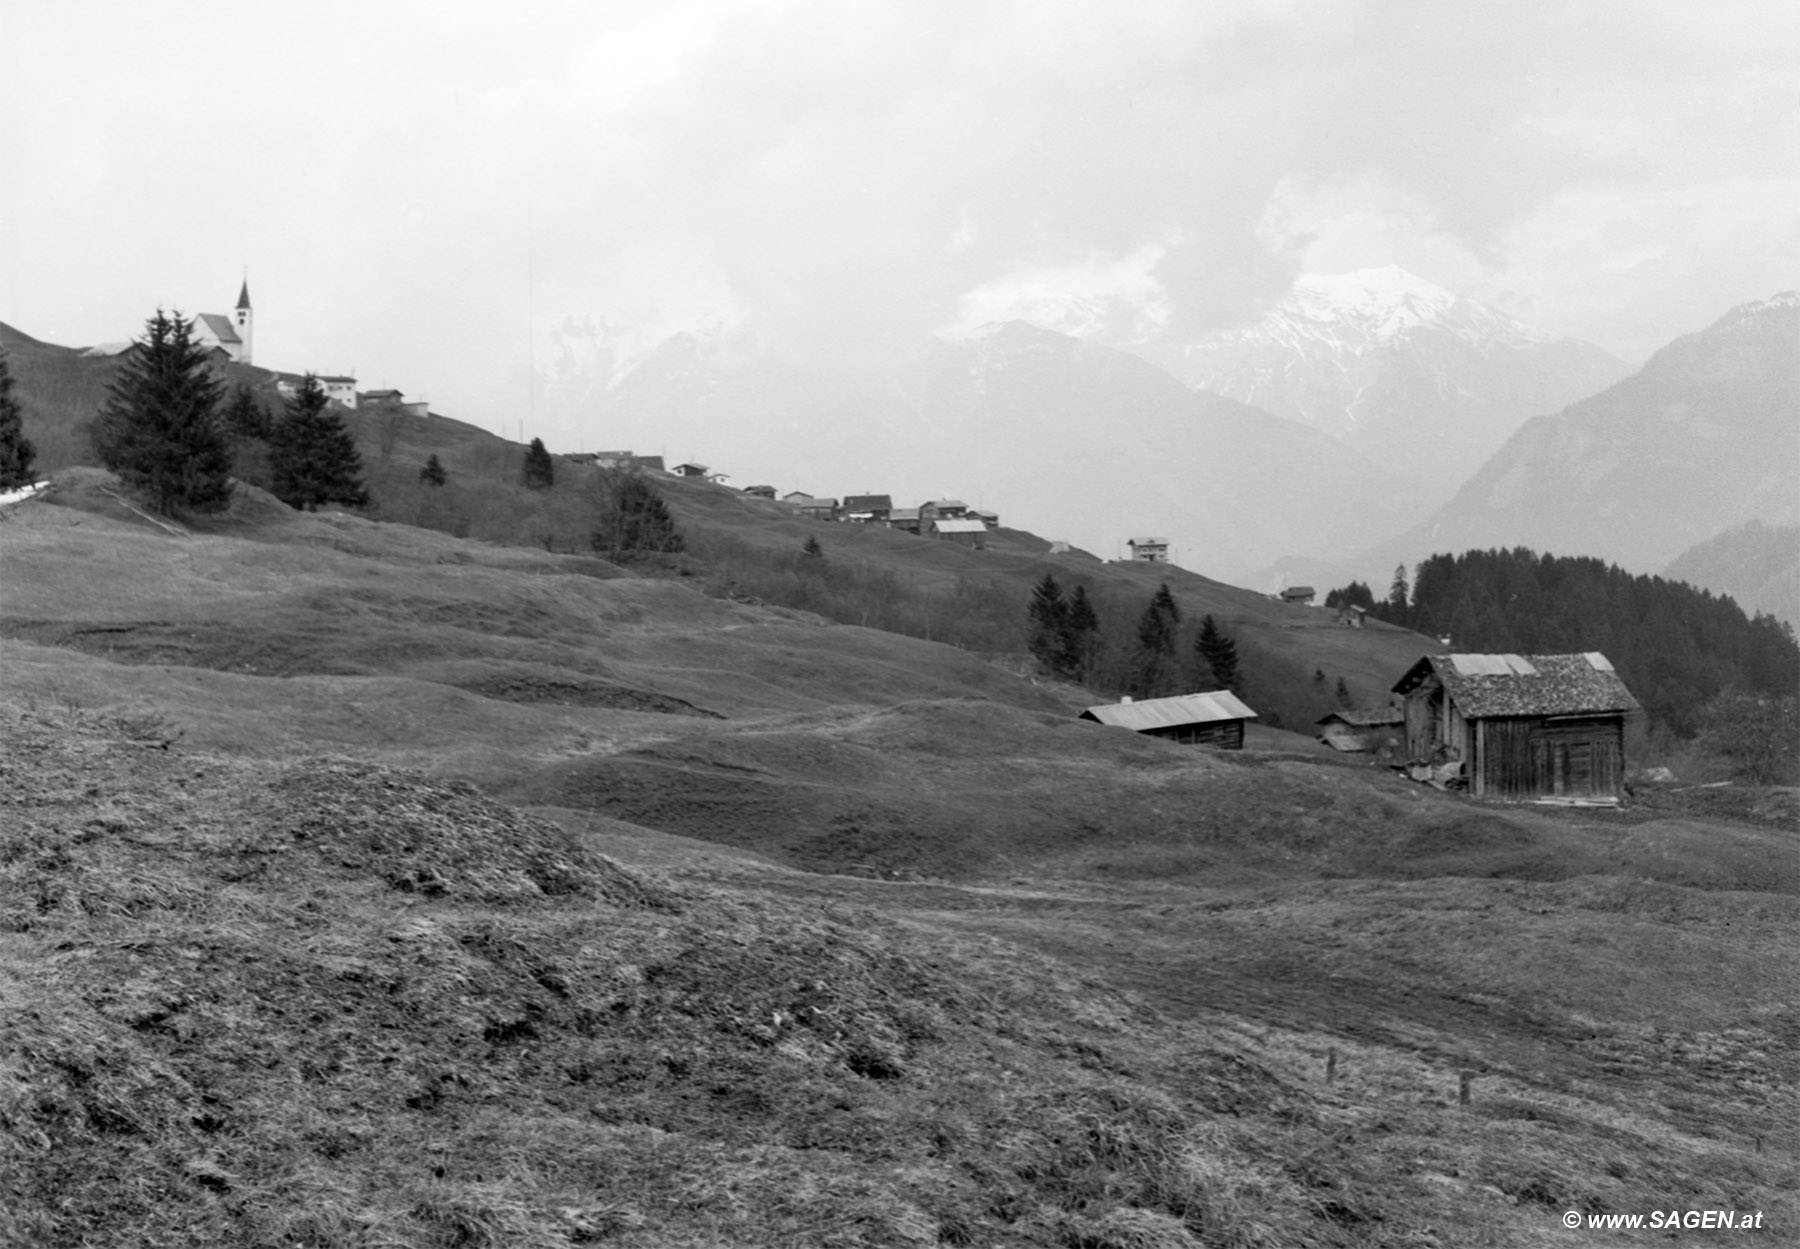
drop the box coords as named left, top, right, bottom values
left=1, top=467, right=1796, bottom=1247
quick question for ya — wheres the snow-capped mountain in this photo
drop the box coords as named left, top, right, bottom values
left=1337, top=290, right=1800, bottom=582
left=1143, top=268, right=1630, bottom=511
left=553, top=317, right=1412, bottom=578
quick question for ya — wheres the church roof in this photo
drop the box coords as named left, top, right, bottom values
left=236, top=280, right=252, bottom=310
left=195, top=312, right=241, bottom=344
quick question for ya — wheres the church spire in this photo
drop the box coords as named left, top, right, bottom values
left=233, top=272, right=254, bottom=364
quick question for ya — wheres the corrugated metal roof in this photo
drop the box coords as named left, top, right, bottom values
left=1449, top=653, right=1537, bottom=677
left=1393, top=653, right=1640, bottom=718
left=930, top=518, right=988, bottom=533
left=1081, top=690, right=1258, bottom=731
left=1129, top=537, right=1168, bottom=545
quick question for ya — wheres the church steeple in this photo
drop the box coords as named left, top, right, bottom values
left=233, top=273, right=254, bottom=365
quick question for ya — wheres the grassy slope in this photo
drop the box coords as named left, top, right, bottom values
left=1, top=405, right=1796, bottom=1243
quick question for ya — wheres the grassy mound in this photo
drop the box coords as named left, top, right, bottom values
left=1, top=709, right=1393, bottom=1248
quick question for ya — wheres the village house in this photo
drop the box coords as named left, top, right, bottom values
left=270, top=371, right=357, bottom=407
left=672, top=462, right=711, bottom=479
left=741, top=484, right=777, bottom=499
left=1279, top=586, right=1316, bottom=605
left=841, top=494, right=893, bottom=524
left=1080, top=691, right=1258, bottom=749
left=928, top=517, right=988, bottom=548
left=888, top=507, right=923, bottom=535
left=1316, top=706, right=1404, bottom=754
left=969, top=508, right=1000, bottom=529
left=318, top=375, right=358, bottom=409
left=919, top=498, right=969, bottom=523
left=784, top=495, right=839, bottom=521
left=1127, top=537, right=1169, bottom=563
left=1390, top=653, right=1640, bottom=804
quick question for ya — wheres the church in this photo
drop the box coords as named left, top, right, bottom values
left=190, top=280, right=255, bottom=364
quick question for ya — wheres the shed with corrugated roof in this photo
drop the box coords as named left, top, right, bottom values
left=1390, top=653, right=1640, bottom=803
left=1079, top=690, right=1258, bottom=749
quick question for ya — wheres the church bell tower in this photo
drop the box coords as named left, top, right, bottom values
left=234, top=276, right=254, bottom=365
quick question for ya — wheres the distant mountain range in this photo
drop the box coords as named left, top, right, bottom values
left=1146, top=268, right=1632, bottom=507
left=1665, top=520, right=1800, bottom=634
left=1369, top=292, right=1798, bottom=573
left=534, top=282, right=1797, bottom=589
left=551, top=318, right=1414, bottom=580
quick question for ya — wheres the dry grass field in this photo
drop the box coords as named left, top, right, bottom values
left=2, top=472, right=1796, bottom=1247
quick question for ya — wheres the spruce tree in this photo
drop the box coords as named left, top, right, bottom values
left=1335, top=676, right=1354, bottom=709
left=222, top=384, right=271, bottom=442
left=419, top=453, right=448, bottom=487
left=1386, top=564, right=1411, bottom=625
left=802, top=535, right=823, bottom=559
left=0, top=348, right=36, bottom=490
left=1063, top=585, right=1099, bottom=683
left=269, top=374, right=370, bottom=511
left=90, top=310, right=233, bottom=515
left=522, top=437, right=555, bottom=489
left=595, top=471, right=683, bottom=558
left=1195, top=614, right=1242, bottom=694
left=1027, top=573, right=1068, bottom=674
left=1130, top=583, right=1181, bottom=698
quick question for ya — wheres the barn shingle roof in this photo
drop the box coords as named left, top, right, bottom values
left=1317, top=706, right=1404, bottom=728
left=1392, top=653, right=1640, bottom=718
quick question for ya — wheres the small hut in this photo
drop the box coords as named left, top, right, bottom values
left=928, top=517, right=988, bottom=548
left=1080, top=691, right=1257, bottom=749
left=1316, top=707, right=1404, bottom=754
left=1390, top=653, right=1639, bottom=803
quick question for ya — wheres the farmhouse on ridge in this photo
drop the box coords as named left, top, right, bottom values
left=1391, top=653, right=1640, bottom=804
left=1080, top=690, right=1258, bottom=750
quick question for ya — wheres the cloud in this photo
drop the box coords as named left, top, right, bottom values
left=4, top=0, right=1795, bottom=431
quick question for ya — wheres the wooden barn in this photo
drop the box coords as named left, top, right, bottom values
left=1080, top=690, right=1258, bottom=749
left=1316, top=706, right=1404, bottom=754
left=1391, top=653, right=1640, bottom=804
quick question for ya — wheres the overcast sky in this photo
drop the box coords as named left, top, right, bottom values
left=3, top=0, right=1794, bottom=443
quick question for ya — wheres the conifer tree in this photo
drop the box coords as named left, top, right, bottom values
left=1027, top=573, right=1068, bottom=674
left=802, top=535, right=823, bottom=559
left=0, top=347, right=36, bottom=490
left=1063, top=585, right=1100, bottom=683
left=222, top=384, right=271, bottom=442
left=1386, top=564, right=1411, bottom=625
left=1130, top=583, right=1182, bottom=698
left=269, top=374, right=370, bottom=511
left=90, top=310, right=233, bottom=515
left=594, top=471, right=683, bottom=558
left=419, top=453, right=448, bottom=487
left=522, top=437, right=555, bottom=489
left=1195, top=614, right=1242, bottom=694
left=1335, top=676, right=1354, bottom=709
